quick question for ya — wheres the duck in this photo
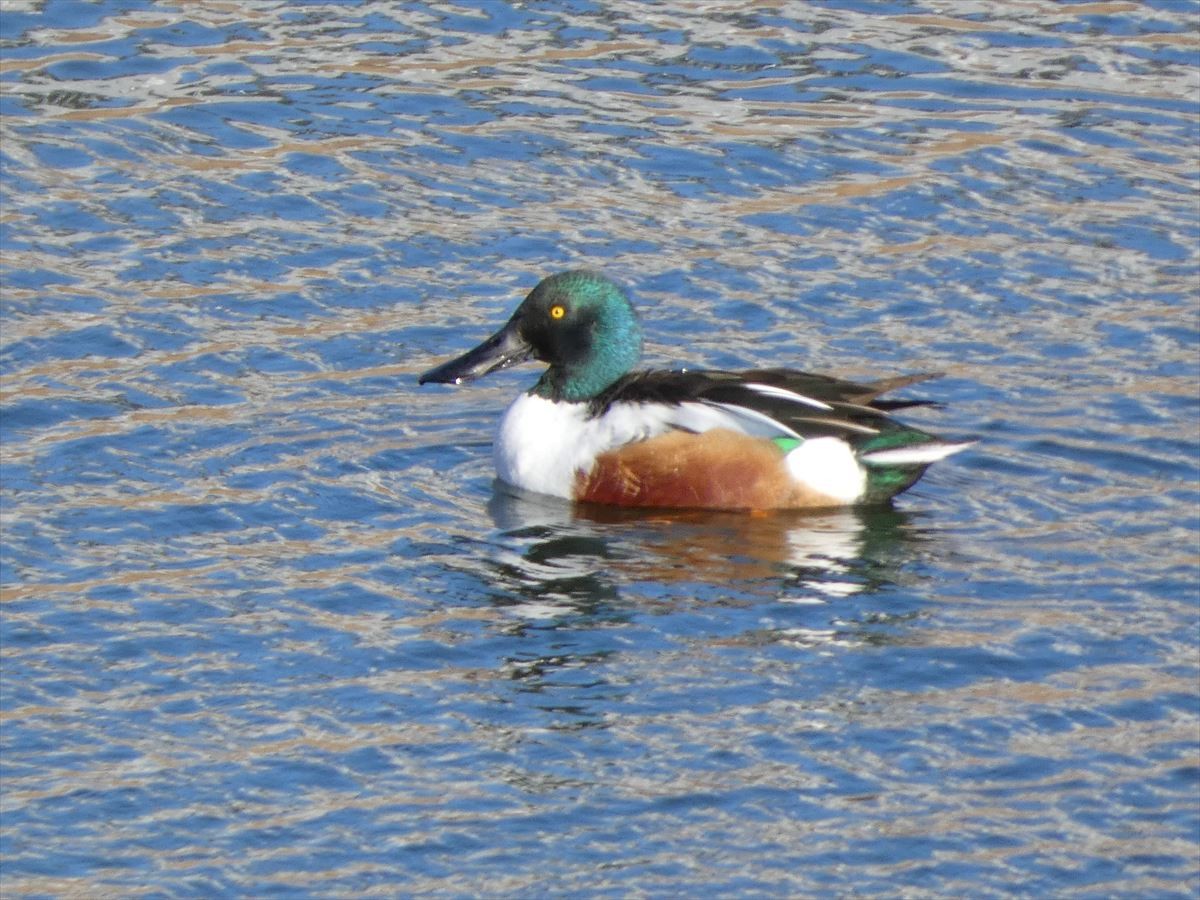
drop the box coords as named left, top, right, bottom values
left=418, top=270, right=972, bottom=509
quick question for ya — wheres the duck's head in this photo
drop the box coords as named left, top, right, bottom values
left=418, top=270, right=644, bottom=402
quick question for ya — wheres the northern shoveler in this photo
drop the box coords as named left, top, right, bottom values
left=418, top=270, right=973, bottom=510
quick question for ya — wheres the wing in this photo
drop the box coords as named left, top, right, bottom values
left=589, top=368, right=944, bottom=443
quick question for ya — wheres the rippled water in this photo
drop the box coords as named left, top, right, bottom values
left=2, top=1, right=1198, bottom=896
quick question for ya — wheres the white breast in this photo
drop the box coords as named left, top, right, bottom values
left=494, top=393, right=677, bottom=498
left=494, top=394, right=592, bottom=498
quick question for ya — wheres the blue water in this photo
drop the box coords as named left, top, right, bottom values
left=2, top=1, right=1198, bottom=896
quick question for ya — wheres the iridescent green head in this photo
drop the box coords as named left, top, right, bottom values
left=418, top=270, right=643, bottom=403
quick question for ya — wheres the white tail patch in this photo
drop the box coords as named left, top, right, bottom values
left=784, top=437, right=866, bottom=503
left=860, top=440, right=976, bottom=466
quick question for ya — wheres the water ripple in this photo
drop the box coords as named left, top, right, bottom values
left=2, top=1, right=1198, bottom=897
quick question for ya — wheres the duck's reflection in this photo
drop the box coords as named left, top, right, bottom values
left=474, top=485, right=928, bottom=733
left=486, top=482, right=920, bottom=603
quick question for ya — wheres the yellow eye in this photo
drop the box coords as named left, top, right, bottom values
left=549, top=304, right=566, bottom=320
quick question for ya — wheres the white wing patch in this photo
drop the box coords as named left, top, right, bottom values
left=744, top=382, right=834, bottom=411
left=860, top=440, right=976, bottom=466
left=682, top=401, right=801, bottom=439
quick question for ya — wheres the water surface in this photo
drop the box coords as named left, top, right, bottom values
left=2, top=1, right=1198, bottom=897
